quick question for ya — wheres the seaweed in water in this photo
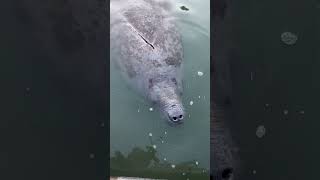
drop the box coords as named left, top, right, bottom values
left=110, top=146, right=209, bottom=179
left=180, top=6, right=189, bottom=11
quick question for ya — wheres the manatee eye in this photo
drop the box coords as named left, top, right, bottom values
left=171, top=78, right=177, bottom=85
left=148, top=78, right=153, bottom=89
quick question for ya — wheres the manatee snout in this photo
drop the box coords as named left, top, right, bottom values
left=149, top=79, right=185, bottom=125
left=160, top=93, right=185, bottom=126
left=165, top=103, right=184, bottom=124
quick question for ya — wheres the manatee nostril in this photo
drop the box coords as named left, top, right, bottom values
left=179, top=115, right=183, bottom=119
left=170, top=115, right=183, bottom=123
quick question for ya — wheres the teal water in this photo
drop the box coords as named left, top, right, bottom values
left=110, top=0, right=210, bottom=178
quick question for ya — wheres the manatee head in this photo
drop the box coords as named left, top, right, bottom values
left=148, top=77, right=184, bottom=125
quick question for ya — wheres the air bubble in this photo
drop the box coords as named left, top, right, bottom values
left=195, top=161, right=199, bottom=165
left=171, top=164, right=176, bottom=168
left=256, top=125, right=266, bottom=138
left=197, top=71, right=204, bottom=76
left=149, top=107, right=153, bottom=111
left=148, top=133, right=153, bottom=137
left=89, top=153, right=95, bottom=159
left=153, top=145, right=157, bottom=149
left=281, top=32, right=298, bottom=45
left=189, top=101, right=194, bottom=106
left=283, top=109, right=289, bottom=115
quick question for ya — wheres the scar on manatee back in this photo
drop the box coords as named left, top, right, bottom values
left=124, top=9, right=156, bottom=50
left=137, top=34, right=155, bottom=49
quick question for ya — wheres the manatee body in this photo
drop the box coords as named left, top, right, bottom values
left=110, top=0, right=185, bottom=124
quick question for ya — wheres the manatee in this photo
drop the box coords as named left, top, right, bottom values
left=110, top=0, right=185, bottom=125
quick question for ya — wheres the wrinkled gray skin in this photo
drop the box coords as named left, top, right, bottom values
left=110, top=0, right=185, bottom=125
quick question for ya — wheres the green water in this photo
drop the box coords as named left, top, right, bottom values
left=110, top=0, right=210, bottom=179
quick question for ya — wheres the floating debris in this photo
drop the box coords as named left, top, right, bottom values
left=149, top=133, right=153, bottom=137
left=152, top=145, right=157, bottom=149
left=299, top=110, right=305, bottom=114
left=171, top=164, right=176, bottom=168
left=89, top=153, right=95, bottom=159
left=138, top=109, right=140, bottom=113
left=149, top=107, right=153, bottom=111
left=198, top=96, right=201, bottom=99
left=180, top=5, right=189, bottom=11
left=161, top=140, right=164, bottom=144
left=26, top=87, right=30, bottom=91
left=256, top=125, right=266, bottom=138
left=197, top=71, right=204, bottom=76
left=250, top=72, right=254, bottom=81
left=281, top=32, right=298, bottom=45
left=188, top=114, right=191, bottom=118
left=182, top=172, right=186, bottom=176
left=283, top=109, right=289, bottom=115
left=164, top=131, right=167, bottom=135
left=189, top=101, right=194, bottom=106
left=195, top=161, right=199, bottom=166
left=101, top=122, right=105, bottom=127
left=202, top=170, right=206, bottom=173
left=253, top=170, right=257, bottom=174
left=164, top=158, right=167, bottom=161
left=265, top=103, right=270, bottom=107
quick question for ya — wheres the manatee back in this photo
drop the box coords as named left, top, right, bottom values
left=110, top=0, right=183, bottom=95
